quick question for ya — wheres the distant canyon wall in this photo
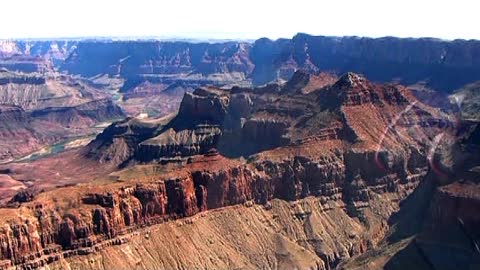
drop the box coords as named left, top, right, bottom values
left=2, top=34, right=480, bottom=91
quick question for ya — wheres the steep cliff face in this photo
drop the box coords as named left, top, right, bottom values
left=337, top=117, right=480, bottom=270
left=0, top=68, right=125, bottom=162
left=411, top=123, right=480, bottom=270
left=0, top=105, right=60, bottom=161
left=18, top=34, right=476, bottom=93
left=176, top=89, right=230, bottom=125
left=450, top=81, right=480, bottom=121
left=0, top=69, right=44, bottom=85
left=0, top=98, right=124, bottom=162
left=87, top=71, right=446, bottom=166
left=251, top=34, right=480, bottom=91
left=30, top=99, right=124, bottom=127
left=5, top=35, right=478, bottom=92
left=0, top=40, right=64, bottom=73
left=0, top=35, right=478, bottom=269
left=81, top=117, right=162, bottom=165
left=48, top=197, right=358, bottom=270
left=0, top=40, right=76, bottom=60
left=0, top=71, right=459, bottom=269
left=426, top=182, right=480, bottom=236
left=60, top=41, right=253, bottom=84
left=137, top=126, right=223, bottom=162
left=0, top=145, right=426, bottom=269
left=0, top=56, right=51, bottom=73
left=0, top=69, right=111, bottom=111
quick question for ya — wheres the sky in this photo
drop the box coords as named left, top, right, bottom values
left=0, top=0, right=478, bottom=40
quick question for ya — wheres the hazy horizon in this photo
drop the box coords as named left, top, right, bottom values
left=0, top=0, right=479, bottom=40
left=1, top=33, right=474, bottom=42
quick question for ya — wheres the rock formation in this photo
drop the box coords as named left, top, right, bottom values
left=0, top=71, right=469, bottom=269
left=450, top=81, right=480, bottom=121
left=0, top=56, right=51, bottom=74
left=3, top=34, right=480, bottom=94
left=0, top=33, right=479, bottom=269
left=0, top=68, right=125, bottom=162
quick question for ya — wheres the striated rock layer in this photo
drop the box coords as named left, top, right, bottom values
left=0, top=69, right=125, bottom=162
left=57, top=35, right=480, bottom=92
left=4, top=34, right=480, bottom=93
left=48, top=197, right=384, bottom=270
left=337, top=118, right=480, bottom=270
left=0, top=147, right=424, bottom=270
left=0, top=99, right=124, bottom=163
left=0, top=72, right=462, bottom=269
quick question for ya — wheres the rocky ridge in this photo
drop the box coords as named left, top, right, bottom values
left=0, top=68, right=125, bottom=162
left=0, top=71, right=463, bottom=269
left=3, top=34, right=480, bottom=93
left=0, top=98, right=123, bottom=162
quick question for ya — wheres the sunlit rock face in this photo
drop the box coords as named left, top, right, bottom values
left=0, top=70, right=466, bottom=270
left=1, top=34, right=480, bottom=270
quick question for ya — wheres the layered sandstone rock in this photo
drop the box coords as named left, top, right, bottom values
left=0, top=69, right=45, bottom=85
left=0, top=56, right=51, bottom=74
left=1, top=35, right=478, bottom=269
left=85, top=71, right=447, bottom=166
left=0, top=105, right=60, bottom=161
left=0, top=146, right=426, bottom=269
left=0, top=100, right=124, bottom=163
left=0, top=72, right=458, bottom=269
left=0, top=70, right=112, bottom=111
left=82, top=116, right=163, bottom=165
left=137, top=126, right=222, bottom=162
left=0, top=40, right=75, bottom=60
left=0, top=69, right=125, bottom=162
left=251, top=34, right=480, bottom=91
left=338, top=116, right=480, bottom=270
left=4, top=35, right=480, bottom=93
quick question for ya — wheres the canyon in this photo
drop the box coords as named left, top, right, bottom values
left=0, top=34, right=478, bottom=269
left=3, top=34, right=480, bottom=120
left=0, top=70, right=477, bottom=269
left=3, top=35, right=480, bottom=93
left=0, top=68, right=124, bottom=163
